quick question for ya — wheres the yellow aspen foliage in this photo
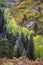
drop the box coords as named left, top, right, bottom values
left=25, top=0, right=33, bottom=4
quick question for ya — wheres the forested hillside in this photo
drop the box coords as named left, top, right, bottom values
left=0, top=0, right=43, bottom=65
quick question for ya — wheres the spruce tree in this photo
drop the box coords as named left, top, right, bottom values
left=34, top=22, right=38, bottom=33
left=21, top=32, right=24, bottom=43
left=24, top=35, right=28, bottom=50
left=29, top=34, right=34, bottom=60
left=22, top=14, right=27, bottom=23
left=38, top=7, right=41, bottom=16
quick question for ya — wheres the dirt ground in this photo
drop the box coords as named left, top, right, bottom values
left=0, top=56, right=43, bottom=65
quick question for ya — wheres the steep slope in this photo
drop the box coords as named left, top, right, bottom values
left=10, top=0, right=43, bottom=36
left=10, top=0, right=43, bottom=23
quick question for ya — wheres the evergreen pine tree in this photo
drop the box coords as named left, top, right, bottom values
left=22, top=14, right=27, bottom=23
left=29, top=34, right=34, bottom=60
left=34, top=22, right=38, bottom=33
left=24, top=35, right=28, bottom=50
left=21, top=32, right=24, bottom=43
left=38, top=7, right=41, bottom=16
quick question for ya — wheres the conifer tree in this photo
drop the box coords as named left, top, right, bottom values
left=21, top=32, right=24, bottom=43
left=24, top=35, right=28, bottom=50
left=38, top=7, right=41, bottom=16
left=29, top=34, right=34, bottom=60
left=34, top=22, right=38, bottom=33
